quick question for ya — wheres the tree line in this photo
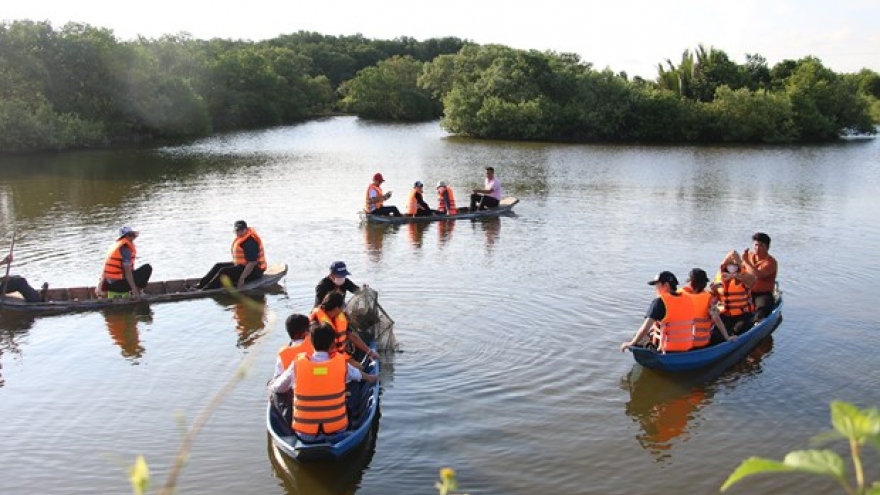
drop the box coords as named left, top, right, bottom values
left=1, top=20, right=878, bottom=153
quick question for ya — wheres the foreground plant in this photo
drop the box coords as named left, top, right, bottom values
left=436, top=467, right=470, bottom=495
left=721, top=401, right=880, bottom=494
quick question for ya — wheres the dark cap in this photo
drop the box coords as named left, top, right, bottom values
left=330, top=261, right=350, bottom=277
left=234, top=220, right=247, bottom=231
left=687, top=268, right=709, bottom=285
left=373, top=172, right=385, bottom=183
left=414, top=181, right=423, bottom=188
left=648, top=271, right=679, bottom=286
left=752, top=232, right=771, bottom=247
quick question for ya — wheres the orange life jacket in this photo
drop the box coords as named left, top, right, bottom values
left=230, top=227, right=267, bottom=271
left=365, top=184, right=383, bottom=212
left=407, top=189, right=419, bottom=215
left=437, top=186, right=458, bottom=214
left=682, top=290, right=713, bottom=349
left=102, top=238, right=136, bottom=280
left=310, top=307, right=350, bottom=356
left=278, top=338, right=315, bottom=370
left=718, top=278, right=754, bottom=317
left=292, top=355, right=348, bottom=436
left=651, top=292, right=695, bottom=353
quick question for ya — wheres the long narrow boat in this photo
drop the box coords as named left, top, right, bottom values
left=0, top=263, right=288, bottom=314
left=361, top=197, right=519, bottom=224
left=628, top=290, right=783, bottom=373
left=267, top=351, right=380, bottom=463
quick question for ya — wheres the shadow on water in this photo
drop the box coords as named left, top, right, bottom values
left=362, top=223, right=399, bottom=263
left=102, top=305, right=153, bottom=362
left=621, top=330, right=777, bottom=462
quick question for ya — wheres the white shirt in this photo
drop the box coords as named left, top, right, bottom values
left=485, top=177, right=501, bottom=199
left=268, top=351, right=363, bottom=393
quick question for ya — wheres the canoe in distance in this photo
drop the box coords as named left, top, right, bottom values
left=362, top=197, right=519, bottom=224
left=0, top=263, right=288, bottom=314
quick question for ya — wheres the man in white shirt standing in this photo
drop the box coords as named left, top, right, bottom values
left=470, top=166, right=502, bottom=211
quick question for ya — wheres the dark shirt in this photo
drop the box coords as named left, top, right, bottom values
left=240, top=237, right=260, bottom=263
left=414, top=191, right=431, bottom=211
left=314, top=276, right=360, bottom=307
left=645, top=296, right=667, bottom=321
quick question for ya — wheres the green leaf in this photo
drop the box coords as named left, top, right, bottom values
left=720, top=450, right=846, bottom=492
left=867, top=481, right=880, bottom=495
left=830, top=401, right=880, bottom=444
left=127, top=455, right=150, bottom=495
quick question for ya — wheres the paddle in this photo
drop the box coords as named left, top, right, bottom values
left=0, top=232, right=17, bottom=309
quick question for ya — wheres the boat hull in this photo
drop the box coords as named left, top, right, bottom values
left=629, top=295, right=783, bottom=372
left=362, top=197, right=519, bottom=224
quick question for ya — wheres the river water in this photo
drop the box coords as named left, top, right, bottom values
left=1, top=117, right=878, bottom=495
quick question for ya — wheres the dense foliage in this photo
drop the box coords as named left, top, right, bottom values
left=1, top=20, right=877, bottom=152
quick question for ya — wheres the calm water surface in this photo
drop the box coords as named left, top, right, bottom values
left=1, top=117, right=879, bottom=495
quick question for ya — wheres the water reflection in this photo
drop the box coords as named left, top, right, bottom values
left=407, top=222, right=430, bottom=249
left=437, top=220, right=455, bottom=248
left=471, top=216, right=501, bottom=252
left=621, top=335, right=775, bottom=462
left=0, top=312, right=37, bottom=388
left=103, top=306, right=152, bottom=361
left=362, top=223, right=398, bottom=262
left=225, top=294, right=269, bottom=349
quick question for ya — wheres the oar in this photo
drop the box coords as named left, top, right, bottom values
left=0, top=232, right=17, bottom=309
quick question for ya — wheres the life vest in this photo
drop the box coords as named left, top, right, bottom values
left=651, top=293, right=695, bottom=353
left=407, top=189, right=419, bottom=215
left=292, top=355, right=348, bottom=436
left=718, top=278, right=754, bottom=317
left=278, top=338, right=315, bottom=370
left=437, top=186, right=458, bottom=214
left=310, top=307, right=350, bottom=355
left=682, top=290, right=713, bottom=349
left=102, top=238, right=136, bottom=280
left=230, top=227, right=267, bottom=271
left=744, top=251, right=777, bottom=293
left=365, top=184, right=383, bottom=213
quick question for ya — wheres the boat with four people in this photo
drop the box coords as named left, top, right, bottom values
left=0, top=263, right=288, bottom=314
left=361, top=197, right=519, bottom=224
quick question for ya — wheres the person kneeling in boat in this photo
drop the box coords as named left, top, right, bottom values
left=98, top=226, right=152, bottom=300
left=681, top=268, right=736, bottom=347
left=620, top=271, right=696, bottom=354
left=311, top=292, right=379, bottom=364
left=193, top=220, right=266, bottom=290
left=269, top=323, right=378, bottom=440
left=1, top=254, right=48, bottom=303
left=710, top=251, right=756, bottom=335
left=407, top=181, right=436, bottom=217
left=436, top=181, right=458, bottom=215
left=365, top=172, right=402, bottom=217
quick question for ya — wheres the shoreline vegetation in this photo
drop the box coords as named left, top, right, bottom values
left=1, top=20, right=878, bottom=154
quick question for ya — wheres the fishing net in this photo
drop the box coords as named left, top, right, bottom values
left=345, top=285, right=399, bottom=352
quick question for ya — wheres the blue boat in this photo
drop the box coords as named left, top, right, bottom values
left=266, top=352, right=380, bottom=462
left=628, top=291, right=783, bottom=372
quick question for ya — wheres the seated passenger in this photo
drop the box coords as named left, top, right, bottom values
left=194, top=220, right=266, bottom=290
left=710, top=251, right=756, bottom=335
left=269, top=323, right=377, bottom=440
left=310, top=292, right=379, bottom=363
left=314, top=261, right=360, bottom=308
left=1, top=254, right=48, bottom=303
left=740, top=232, right=778, bottom=323
left=620, top=271, right=696, bottom=354
left=273, top=314, right=315, bottom=379
left=436, top=181, right=458, bottom=215
left=99, top=226, right=153, bottom=299
left=407, top=181, right=435, bottom=217
left=365, top=173, right=401, bottom=217
left=680, top=268, right=735, bottom=347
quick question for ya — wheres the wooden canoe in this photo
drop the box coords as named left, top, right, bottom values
left=361, top=197, right=519, bottom=224
left=628, top=289, right=783, bottom=373
left=267, top=349, right=380, bottom=462
left=0, top=263, right=288, bottom=314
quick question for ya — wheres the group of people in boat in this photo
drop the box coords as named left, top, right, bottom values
left=0, top=219, right=268, bottom=303
left=364, top=166, right=502, bottom=217
left=620, top=232, right=778, bottom=354
left=268, top=261, right=380, bottom=441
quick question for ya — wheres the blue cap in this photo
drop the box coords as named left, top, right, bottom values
left=330, top=261, right=350, bottom=277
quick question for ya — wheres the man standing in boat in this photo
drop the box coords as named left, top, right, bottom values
left=469, top=166, right=501, bottom=211
left=194, top=220, right=266, bottom=290
left=99, top=226, right=153, bottom=300
left=365, top=173, right=401, bottom=217
left=740, top=232, right=777, bottom=323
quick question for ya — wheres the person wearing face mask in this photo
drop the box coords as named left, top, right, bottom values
left=315, top=261, right=360, bottom=308
left=710, top=251, right=756, bottom=335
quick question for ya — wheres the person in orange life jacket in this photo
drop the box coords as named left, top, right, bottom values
left=1, top=253, right=48, bottom=303
left=709, top=250, right=756, bottom=335
left=100, top=226, right=153, bottom=300
left=680, top=268, right=736, bottom=347
left=315, top=261, right=360, bottom=308
left=620, top=271, right=696, bottom=353
left=364, top=172, right=401, bottom=217
left=269, top=322, right=378, bottom=439
left=740, top=232, right=777, bottom=322
left=194, top=220, right=266, bottom=290
left=436, top=181, right=458, bottom=215
left=311, top=291, right=379, bottom=362
left=273, top=314, right=315, bottom=379
left=407, top=181, right=436, bottom=217
left=469, top=166, right=501, bottom=211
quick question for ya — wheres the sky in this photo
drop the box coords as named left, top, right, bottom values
left=3, top=0, right=879, bottom=79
